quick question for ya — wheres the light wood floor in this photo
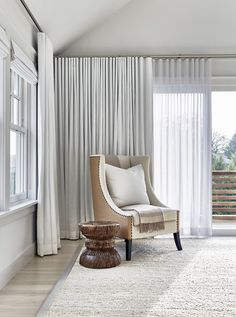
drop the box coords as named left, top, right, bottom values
left=0, top=240, right=84, bottom=317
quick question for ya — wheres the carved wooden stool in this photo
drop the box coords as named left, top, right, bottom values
left=79, top=221, right=121, bottom=269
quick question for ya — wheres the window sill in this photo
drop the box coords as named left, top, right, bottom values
left=0, top=200, right=37, bottom=227
left=9, top=199, right=38, bottom=212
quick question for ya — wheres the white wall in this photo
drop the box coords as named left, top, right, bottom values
left=212, top=58, right=236, bottom=90
left=0, top=204, right=36, bottom=289
left=0, top=0, right=37, bottom=289
left=0, top=0, right=37, bottom=62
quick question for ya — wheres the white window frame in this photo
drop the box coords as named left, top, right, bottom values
left=10, top=41, right=38, bottom=206
left=10, top=71, right=28, bottom=203
left=0, top=29, right=10, bottom=211
left=0, top=33, right=37, bottom=211
left=211, top=89, right=236, bottom=236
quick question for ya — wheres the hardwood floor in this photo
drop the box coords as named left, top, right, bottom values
left=0, top=240, right=84, bottom=317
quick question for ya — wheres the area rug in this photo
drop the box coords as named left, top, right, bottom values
left=43, top=238, right=236, bottom=317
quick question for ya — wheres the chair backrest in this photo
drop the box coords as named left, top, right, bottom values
left=90, top=154, right=163, bottom=213
left=105, top=155, right=131, bottom=169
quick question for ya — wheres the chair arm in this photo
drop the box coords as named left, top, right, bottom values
left=90, top=155, right=133, bottom=239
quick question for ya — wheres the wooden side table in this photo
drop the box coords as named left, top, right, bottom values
left=79, top=221, right=121, bottom=269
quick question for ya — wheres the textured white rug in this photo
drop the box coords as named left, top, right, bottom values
left=43, top=238, right=236, bottom=317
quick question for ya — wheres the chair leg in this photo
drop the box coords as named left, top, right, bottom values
left=125, top=239, right=132, bottom=261
left=173, top=232, right=183, bottom=251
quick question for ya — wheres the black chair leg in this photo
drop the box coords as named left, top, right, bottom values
left=125, top=239, right=132, bottom=261
left=173, top=232, right=183, bottom=251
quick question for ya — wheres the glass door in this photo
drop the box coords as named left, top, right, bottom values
left=212, top=91, right=236, bottom=227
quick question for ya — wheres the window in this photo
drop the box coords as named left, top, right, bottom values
left=212, top=91, right=236, bottom=224
left=0, top=35, right=37, bottom=211
left=0, top=30, right=10, bottom=211
left=10, top=71, right=28, bottom=202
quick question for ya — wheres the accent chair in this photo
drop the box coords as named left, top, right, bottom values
left=90, top=154, right=182, bottom=260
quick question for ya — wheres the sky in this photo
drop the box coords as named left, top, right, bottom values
left=212, top=91, right=236, bottom=140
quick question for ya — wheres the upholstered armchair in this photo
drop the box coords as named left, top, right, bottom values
left=90, top=154, right=182, bottom=260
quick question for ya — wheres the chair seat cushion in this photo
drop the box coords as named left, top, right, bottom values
left=121, top=204, right=178, bottom=226
left=105, top=164, right=150, bottom=207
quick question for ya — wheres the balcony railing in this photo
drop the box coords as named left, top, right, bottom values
left=212, top=171, right=236, bottom=220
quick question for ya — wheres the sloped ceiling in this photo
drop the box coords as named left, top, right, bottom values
left=25, top=0, right=236, bottom=56
left=62, top=0, right=236, bottom=56
left=24, top=0, right=132, bottom=54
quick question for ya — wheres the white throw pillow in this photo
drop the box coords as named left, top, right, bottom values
left=105, top=164, right=150, bottom=208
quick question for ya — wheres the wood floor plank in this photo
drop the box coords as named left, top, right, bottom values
left=0, top=240, right=83, bottom=317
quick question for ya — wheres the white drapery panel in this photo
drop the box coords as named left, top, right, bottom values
left=153, top=58, right=212, bottom=237
left=54, top=57, right=153, bottom=239
left=37, top=33, right=60, bottom=256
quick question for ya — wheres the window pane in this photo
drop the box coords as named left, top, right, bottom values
left=12, top=72, right=19, bottom=96
left=10, top=70, right=28, bottom=203
left=10, top=130, right=25, bottom=196
left=11, top=71, right=24, bottom=127
left=11, top=98, right=22, bottom=126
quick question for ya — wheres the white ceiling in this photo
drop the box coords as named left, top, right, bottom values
left=25, top=0, right=132, bottom=54
left=62, top=0, right=236, bottom=56
left=25, top=0, right=236, bottom=56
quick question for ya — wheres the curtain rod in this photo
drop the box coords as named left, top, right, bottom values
left=150, top=54, right=236, bottom=59
left=56, top=53, right=236, bottom=59
left=19, top=0, right=42, bottom=32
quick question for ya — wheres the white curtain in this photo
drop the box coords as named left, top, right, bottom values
left=153, top=58, right=212, bottom=236
left=37, top=33, right=60, bottom=256
left=54, top=57, right=153, bottom=239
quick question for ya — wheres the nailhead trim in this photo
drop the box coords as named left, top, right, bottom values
left=177, top=210, right=180, bottom=232
left=91, top=156, right=133, bottom=239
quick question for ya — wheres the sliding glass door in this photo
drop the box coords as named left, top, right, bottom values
left=212, top=91, right=236, bottom=226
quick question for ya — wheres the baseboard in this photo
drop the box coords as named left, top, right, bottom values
left=0, top=242, right=36, bottom=290
left=213, top=227, right=236, bottom=236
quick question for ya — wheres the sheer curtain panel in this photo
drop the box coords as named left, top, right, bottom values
left=54, top=57, right=153, bottom=239
left=37, top=33, right=60, bottom=256
left=153, top=58, right=212, bottom=236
